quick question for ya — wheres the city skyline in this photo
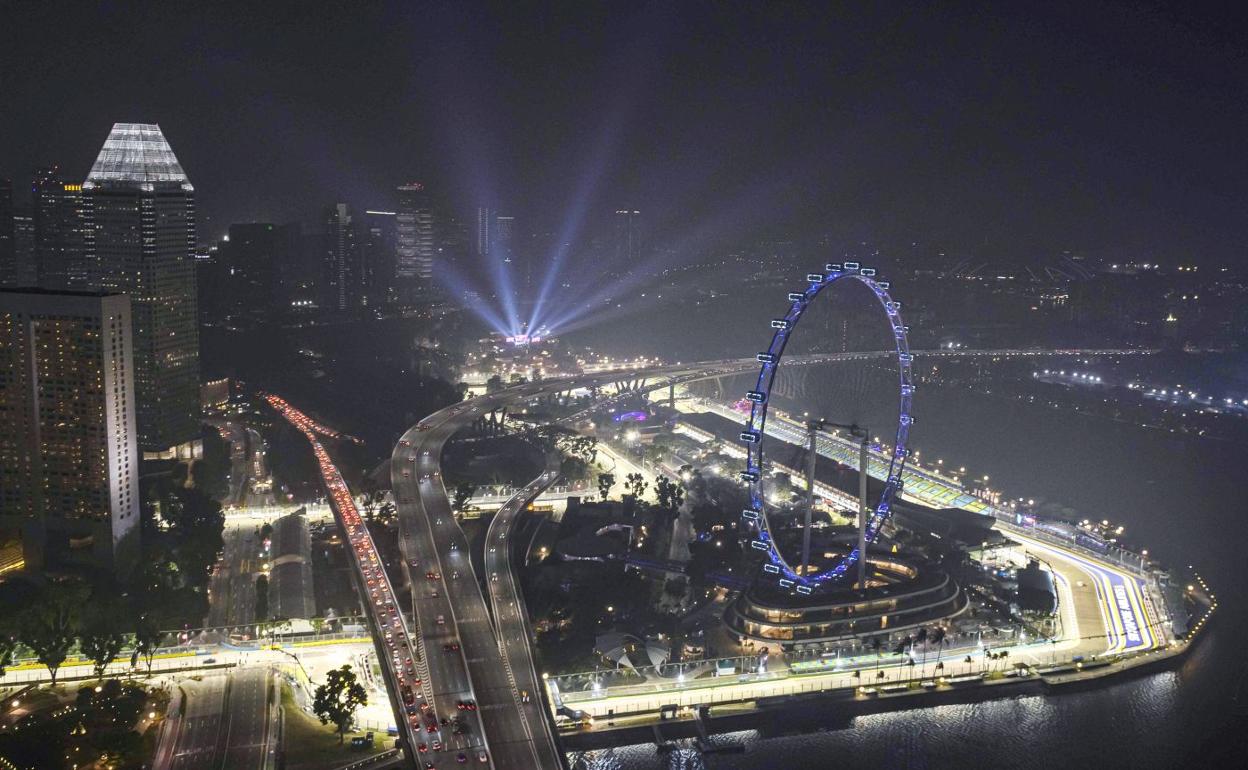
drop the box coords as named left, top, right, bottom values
left=2, top=3, right=1246, bottom=267
left=0, top=4, right=1243, bottom=769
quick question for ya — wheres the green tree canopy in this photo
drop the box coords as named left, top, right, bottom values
left=20, top=580, right=86, bottom=684
left=597, top=473, right=615, bottom=501
left=80, top=596, right=127, bottom=680
left=312, top=664, right=368, bottom=743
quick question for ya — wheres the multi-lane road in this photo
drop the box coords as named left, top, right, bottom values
left=390, top=368, right=753, bottom=769
left=248, top=348, right=1155, bottom=767
left=266, top=395, right=484, bottom=768
left=483, top=462, right=563, bottom=760
left=393, top=395, right=560, bottom=770
left=155, top=667, right=279, bottom=770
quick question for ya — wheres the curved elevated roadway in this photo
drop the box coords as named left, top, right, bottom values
left=387, top=348, right=1155, bottom=767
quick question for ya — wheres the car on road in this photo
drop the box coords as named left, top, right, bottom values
left=436, top=614, right=445, bottom=625
left=443, top=642, right=460, bottom=651
left=477, top=751, right=488, bottom=763
left=426, top=571, right=440, bottom=580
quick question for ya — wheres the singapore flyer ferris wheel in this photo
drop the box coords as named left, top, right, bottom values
left=738, top=262, right=914, bottom=592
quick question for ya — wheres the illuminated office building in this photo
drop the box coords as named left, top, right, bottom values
left=31, top=166, right=89, bottom=290
left=81, top=123, right=201, bottom=458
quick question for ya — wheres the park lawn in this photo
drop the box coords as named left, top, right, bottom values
left=281, top=684, right=389, bottom=770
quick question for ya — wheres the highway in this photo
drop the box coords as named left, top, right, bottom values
left=238, top=347, right=1147, bottom=766
left=265, top=394, right=445, bottom=768
left=207, top=526, right=261, bottom=630
left=394, top=396, right=552, bottom=770
left=482, top=461, right=563, bottom=763
left=157, top=667, right=279, bottom=770
left=390, top=368, right=755, bottom=769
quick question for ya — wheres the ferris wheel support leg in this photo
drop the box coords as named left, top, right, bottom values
left=857, top=435, right=869, bottom=590
left=800, top=423, right=818, bottom=577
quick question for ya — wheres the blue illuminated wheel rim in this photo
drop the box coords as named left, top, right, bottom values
left=738, top=263, right=914, bottom=592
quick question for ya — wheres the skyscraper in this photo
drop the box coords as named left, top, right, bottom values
left=476, top=207, right=514, bottom=263
left=614, top=209, right=641, bottom=264
left=204, top=222, right=300, bottom=326
left=323, top=203, right=357, bottom=312
left=361, top=210, right=397, bottom=306
left=31, top=166, right=88, bottom=290
left=0, top=288, right=141, bottom=576
left=10, top=208, right=36, bottom=287
left=476, top=206, right=494, bottom=258
left=495, top=215, right=515, bottom=264
left=81, top=123, right=201, bottom=458
left=396, top=182, right=434, bottom=283
left=0, top=178, right=13, bottom=286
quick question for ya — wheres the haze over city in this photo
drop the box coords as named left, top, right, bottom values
left=0, top=3, right=1245, bottom=770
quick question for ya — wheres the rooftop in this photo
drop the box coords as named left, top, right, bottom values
left=85, top=123, right=193, bottom=188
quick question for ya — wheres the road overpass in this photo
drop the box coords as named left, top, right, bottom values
left=266, top=395, right=456, bottom=768
left=235, top=347, right=1140, bottom=767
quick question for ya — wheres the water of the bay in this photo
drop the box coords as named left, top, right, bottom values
left=572, top=364, right=1248, bottom=769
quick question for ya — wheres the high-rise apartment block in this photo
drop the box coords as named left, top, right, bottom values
left=0, top=288, right=141, bottom=576
left=82, top=123, right=201, bottom=458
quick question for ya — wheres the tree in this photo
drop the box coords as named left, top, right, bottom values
left=193, top=426, right=232, bottom=501
left=375, top=501, right=397, bottom=525
left=255, top=575, right=270, bottom=623
left=624, top=472, right=648, bottom=500
left=80, top=601, right=126, bottom=680
left=915, top=626, right=929, bottom=669
left=0, top=629, right=15, bottom=678
left=486, top=375, right=505, bottom=394
left=357, top=477, right=384, bottom=523
left=312, top=665, right=368, bottom=743
left=655, top=476, right=685, bottom=510
left=20, top=582, right=84, bottom=685
left=0, top=582, right=22, bottom=678
left=130, top=614, right=161, bottom=677
left=160, top=486, right=226, bottom=592
left=655, top=476, right=674, bottom=508
left=597, top=473, right=615, bottom=501
left=930, top=626, right=947, bottom=671
left=452, top=482, right=476, bottom=513
left=260, top=522, right=274, bottom=541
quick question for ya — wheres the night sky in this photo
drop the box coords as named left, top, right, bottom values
left=2, top=1, right=1245, bottom=265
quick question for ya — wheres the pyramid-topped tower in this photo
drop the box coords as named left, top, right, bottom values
left=80, top=122, right=200, bottom=456
left=84, top=123, right=193, bottom=188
